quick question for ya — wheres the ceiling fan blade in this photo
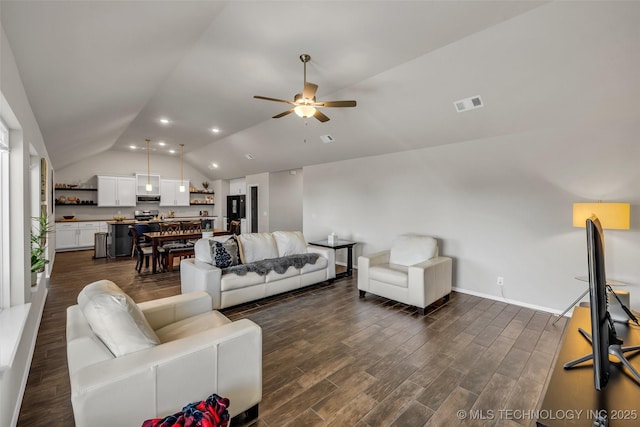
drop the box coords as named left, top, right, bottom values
left=313, top=110, right=330, bottom=122
left=316, top=100, right=357, bottom=108
left=273, top=109, right=294, bottom=119
left=303, top=82, right=318, bottom=100
left=254, top=95, right=294, bottom=105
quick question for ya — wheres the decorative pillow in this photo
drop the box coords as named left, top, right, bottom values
left=212, top=236, right=241, bottom=268
left=194, top=236, right=235, bottom=264
left=77, top=280, right=160, bottom=357
left=237, top=233, right=279, bottom=264
left=389, top=235, right=438, bottom=267
left=273, top=231, right=308, bottom=257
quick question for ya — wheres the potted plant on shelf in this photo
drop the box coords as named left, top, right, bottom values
left=202, top=181, right=210, bottom=193
left=31, top=212, right=53, bottom=285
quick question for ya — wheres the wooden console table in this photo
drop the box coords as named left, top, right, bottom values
left=537, top=306, right=640, bottom=426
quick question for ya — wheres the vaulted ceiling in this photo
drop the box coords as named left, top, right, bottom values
left=2, top=1, right=639, bottom=180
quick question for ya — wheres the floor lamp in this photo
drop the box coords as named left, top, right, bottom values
left=552, top=201, right=630, bottom=326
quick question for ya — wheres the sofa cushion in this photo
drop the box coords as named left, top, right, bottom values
left=389, top=235, right=438, bottom=267
left=265, top=265, right=300, bottom=283
left=273, top=231, right=308, bottom=257
left=77, top=280, right=160, bottom=357
left=300, top=255, right=328, bottom=274
left=237, top=233, right=279, bottom=264
left=154, top=310, right=231, bottom=343
left=221, top=271, right=265, bottom=291
left=213, top=237, right=241, bottom=268
left=369, top=264, right=409, bottom=288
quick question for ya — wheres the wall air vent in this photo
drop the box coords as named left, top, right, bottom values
left=454, top=95, right=484, bottom=113
left=320, top=134, right=335, bottom=144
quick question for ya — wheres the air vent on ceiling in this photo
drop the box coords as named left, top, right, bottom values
left=245, top=153, right=254, bottom=160
left=320, top=134, right=335, bottom=144
left=454, top=95, right=484, bottom=113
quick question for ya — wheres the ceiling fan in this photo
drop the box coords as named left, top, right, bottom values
left=254, top=54, right=356, bottom=123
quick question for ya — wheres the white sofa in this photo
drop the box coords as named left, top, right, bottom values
left=66, top=280, right=262, bottom=427
left=358, top=235, right=452, bottom=315
left=181, top=231, right=336, bottom=309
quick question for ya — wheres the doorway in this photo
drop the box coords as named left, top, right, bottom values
left=250, top=186, right=258, bottom=233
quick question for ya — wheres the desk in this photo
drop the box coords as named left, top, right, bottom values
left=144, top=229, right=230, bottom=273
left=538, top=307, right=640, bottom=426
left=309, top=239, right=357, bottom=279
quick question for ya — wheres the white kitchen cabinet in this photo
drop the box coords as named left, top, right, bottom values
left=78, top=222, right=102, bottom=247
left=97, top=176, right=136, bottom=207
left=56, top=221, right=108, bottom=250
left=159, top=179, right=190, bottom=206
left=55, top=223, right=80, bottom=250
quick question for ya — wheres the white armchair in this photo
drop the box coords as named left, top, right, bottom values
left=358, top=235, right=452, bottom=315
left=66, top=280, right=262, bottom=427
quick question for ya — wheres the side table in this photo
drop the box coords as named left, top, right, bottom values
left=309, top=239, right=358, bottom=279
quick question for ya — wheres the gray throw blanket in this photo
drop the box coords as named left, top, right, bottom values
left=223, top=253, right=320, bottom=276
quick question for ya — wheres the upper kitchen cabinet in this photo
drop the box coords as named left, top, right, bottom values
left=136, top=173, right=161, bottom=196
left=159, top=179, right=190, bottom=206
left=97, top=176, right=136, bottom=207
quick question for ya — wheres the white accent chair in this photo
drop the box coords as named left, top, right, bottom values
left=358, top=235, right=452, bottom=315
left=66, top=280, right=262, bottom=427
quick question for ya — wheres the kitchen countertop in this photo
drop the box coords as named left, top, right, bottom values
left=56, top=216, right=217, bottom=224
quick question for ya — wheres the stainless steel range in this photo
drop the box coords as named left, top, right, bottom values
left=134, top=210, right=158, bottom=221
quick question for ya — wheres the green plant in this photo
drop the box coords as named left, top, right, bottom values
left=202, top=181, right=209, bottom=190
left=31, top=212, right=53, bottom=273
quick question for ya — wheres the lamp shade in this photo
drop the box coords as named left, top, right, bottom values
left=294, top=105, right=316, bottom=118
left=573, top=202, right=630, bottom=230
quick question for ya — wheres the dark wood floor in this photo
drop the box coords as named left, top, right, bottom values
left=18, top=251, right=567, bottom=427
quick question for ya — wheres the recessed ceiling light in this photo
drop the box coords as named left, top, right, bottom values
left=129, top=145, right=137, bottom=150
left=211, top=163, right=219, bottom=169
left=159, top=118, right=170, bottom=124
left=169, top=149, right=176, bottom=154
left=245, top=154, right=254, bottom=160
left=211, top=128, right=220, bottom=133
left=158, top=141, right=166, bottom=146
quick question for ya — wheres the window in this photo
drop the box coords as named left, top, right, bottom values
left=0, top=118, right=9, bottom=309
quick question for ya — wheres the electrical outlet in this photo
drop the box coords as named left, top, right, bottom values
left=497, top=276, right=504, bottom=286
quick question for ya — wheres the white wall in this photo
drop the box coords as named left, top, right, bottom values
left=303, top=118, right=640, bottom=313
left=0, top=23, right=50, bottom=427
left=269, top=169, right=303, bottom=232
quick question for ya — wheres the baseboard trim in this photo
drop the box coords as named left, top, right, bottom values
left=452, top=286, right=564, bottom=316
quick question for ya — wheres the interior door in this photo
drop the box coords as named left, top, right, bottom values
left=251, top=186, right=258, bottom=232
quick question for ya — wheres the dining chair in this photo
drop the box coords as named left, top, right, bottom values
left=229, top=220, right=241, bottom=235
left=158, top=222, right=192, bottom=272
left=180, top=221, right=202, bottom=232
left=129, top=226, right=163, bottom=272
left=159, top=222, right=181, bottom=234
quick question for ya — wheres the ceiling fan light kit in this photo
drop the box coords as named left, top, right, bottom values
left=254, top=53, right=356, bottom=123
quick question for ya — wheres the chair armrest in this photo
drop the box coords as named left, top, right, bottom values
left=180, top=259, right=223, bottom=309
left=359, top=250, right=390, bottom=267
left=138, top=291, right=213, bottom=330
left=70, top=319, right=262, bottom=423
left=357, top=250, right=391, bottom=291
left=407, top=256, right=453, bottom=307
left=307, top=245, right=336, bottom=279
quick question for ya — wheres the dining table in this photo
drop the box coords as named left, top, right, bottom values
left=143, top=228, right=231, bottom=273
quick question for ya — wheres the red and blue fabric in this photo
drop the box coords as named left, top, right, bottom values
left=142, top=393, right=230, bottom=427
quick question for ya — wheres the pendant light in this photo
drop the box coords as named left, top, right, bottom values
left=145, top=138, right=152, bottom=191
left=179, top=143, right=185, bottom=192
